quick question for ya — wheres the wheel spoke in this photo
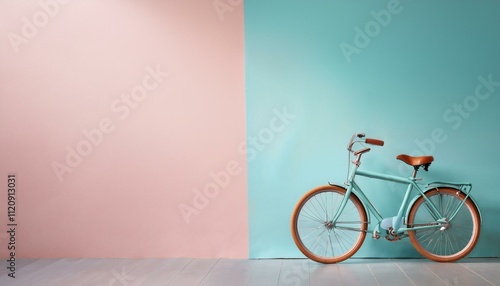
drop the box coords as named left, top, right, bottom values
left=291, top=186, right=367, bottom=263
left=408, top=188, right=480, bottom=262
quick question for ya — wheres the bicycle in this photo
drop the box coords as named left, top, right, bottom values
left=291, top=133, right=482, bottom=263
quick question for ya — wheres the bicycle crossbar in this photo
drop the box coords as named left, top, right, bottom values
left=355, top=169, right=413, bottom=185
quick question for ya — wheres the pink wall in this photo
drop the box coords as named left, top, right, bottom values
left=0, top=0, right=247, bottom=258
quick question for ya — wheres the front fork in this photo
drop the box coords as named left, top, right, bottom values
left=329, top=160, right=360, bottom=224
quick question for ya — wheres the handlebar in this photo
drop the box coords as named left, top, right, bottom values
left=347, top=133, right=384, bottom=153
left=365, top=138, right=384, bottom=146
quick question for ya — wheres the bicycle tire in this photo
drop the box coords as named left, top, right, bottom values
left=291, top=185, right=367, bottom=263
left=408, top=188, right=481, bottom=262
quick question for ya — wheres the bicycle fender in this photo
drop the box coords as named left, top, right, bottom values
left=328, top=182, right=345, bottom=189
left=405, top=186, right=482, bottom=225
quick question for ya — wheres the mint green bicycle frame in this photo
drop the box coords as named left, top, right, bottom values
left=331, top=159, right=481, bottom=237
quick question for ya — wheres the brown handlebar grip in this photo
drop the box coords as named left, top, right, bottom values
left=365, top=138, right=384, bottom=146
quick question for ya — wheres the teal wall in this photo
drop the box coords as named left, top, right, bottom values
left=246, top=0, right=500, bottom=258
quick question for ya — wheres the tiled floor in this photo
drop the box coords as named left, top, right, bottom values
left=0, top=258, right=499, bottom=285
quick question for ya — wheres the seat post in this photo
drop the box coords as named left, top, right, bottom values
left=412, top=166, right=419, bottom=178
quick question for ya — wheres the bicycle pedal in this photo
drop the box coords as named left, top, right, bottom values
left=384, top=231, right=400, bottom=242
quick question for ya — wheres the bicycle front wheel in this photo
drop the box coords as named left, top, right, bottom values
left=291, top=185, right=367, bottom=263
left=408, top=188, right=481, bottom=262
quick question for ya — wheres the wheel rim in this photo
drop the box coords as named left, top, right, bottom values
left=409, top=190, right=479, bottom=260
left=294, top=188, right=367, bottom=262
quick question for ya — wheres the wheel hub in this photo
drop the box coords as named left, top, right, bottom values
left=324, top=221, right=334, bottom=230
left=439, top=218, right=450, bottom=231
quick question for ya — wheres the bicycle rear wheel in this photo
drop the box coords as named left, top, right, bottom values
left=291, top=185, right=367, bottom=263
left=408, top=188, right=480, bottom=262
